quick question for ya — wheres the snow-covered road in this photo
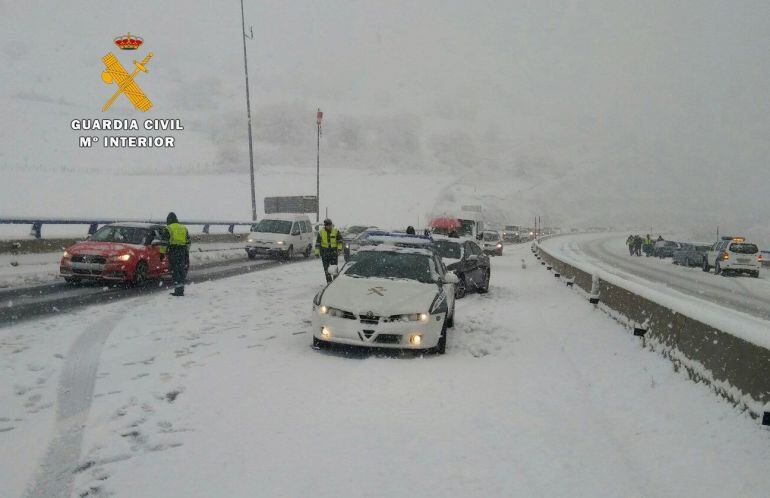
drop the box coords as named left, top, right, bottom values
left=2, top=244, right=768, bottom=498
left=542, top=233, right=770, bottom=321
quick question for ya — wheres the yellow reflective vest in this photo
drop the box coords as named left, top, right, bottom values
left=162, top=223, right=190, bottom=254
left=315, top=228, right=342, bottom=255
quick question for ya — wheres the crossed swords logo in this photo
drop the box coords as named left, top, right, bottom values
left=100, top=52, right=153, bottom=112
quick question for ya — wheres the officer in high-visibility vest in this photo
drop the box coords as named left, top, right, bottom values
left=315, top=218, right=343, bottom=283
left=164, top=212, right=191, bottom=296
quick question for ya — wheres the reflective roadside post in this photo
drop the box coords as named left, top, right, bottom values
left=316, top=109, right=323, bottom=223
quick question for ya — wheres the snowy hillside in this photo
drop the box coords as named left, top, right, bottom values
left=3, top=1, right=770, bottom=233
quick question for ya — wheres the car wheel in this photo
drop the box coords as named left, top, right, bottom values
left=714, top=261, right=722, bottom=275
left=702, top=259, right=710, bottom=272
left=247, top=251, right=257, bottom=260
left=133, top=261, right=148, bottom=286
left=455, top=274, right=467, bottom=299
left=64, top=277, right=81, bottom=284
left=434, top=320, right=447, bottom=354
left=477, top=269, right=490, bottom=294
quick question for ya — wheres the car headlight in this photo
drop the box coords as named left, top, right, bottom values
left=112, top=254, right=131, bottom=262
left=247, top=238, right=255, bottom=243
left=276, top=241, right=284, bottom=245
left=319, top=306, right=353, bottom=319
left=430, top=293, right=447, bottom=314
left=62, top=250, right=71, bottom=259
left=313, top=290, right=324, bottom=306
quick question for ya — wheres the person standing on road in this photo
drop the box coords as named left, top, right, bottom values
left=626, top=235, right=635, bottom=256
left=315, top=218, right=343, bottom=284
left=643, top=234, right=654, bottom=257
left=164, top=212, right=191, bottom=296
left=633, top=235, right=643, bottom=256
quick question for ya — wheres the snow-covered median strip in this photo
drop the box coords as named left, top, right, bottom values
left=0, top=243, right=248, bottom=290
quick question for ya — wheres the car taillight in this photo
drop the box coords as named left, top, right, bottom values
left=722, top=251, right=729, bottom=261
left=758, top=254, right=763, bottom=262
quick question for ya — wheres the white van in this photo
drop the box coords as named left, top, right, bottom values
left=246, top=213, right=314, bottom=260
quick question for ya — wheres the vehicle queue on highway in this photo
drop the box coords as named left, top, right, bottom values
left=56, top=213, right=528, bottom=354
left=624, top=234, right=763, bottom=278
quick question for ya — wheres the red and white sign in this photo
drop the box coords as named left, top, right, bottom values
left=316, top=109, right=323, bottom=125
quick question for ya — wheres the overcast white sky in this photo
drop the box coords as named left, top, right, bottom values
left=1, top=0, right=768, bottom=232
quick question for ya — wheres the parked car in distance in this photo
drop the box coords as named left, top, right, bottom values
left=653, top=240, right=683, bottom=258
left=312, top=244, right=458, bottom=354
left=703, top=236, right=761, bottom=277
left=432, top=236, right=490, bottom=298
left=60, top=223, right=169, bottom=285
left=246, top=213, right=314, bottom=260
left=342, top=225, right=379, bottom=261
left=479, top=230, right=503, bottom=256
left=672, top=243, right=710, bottom=267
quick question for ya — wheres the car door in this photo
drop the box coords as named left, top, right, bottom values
left=144, top=228, right=163, bottom=276
left=465, top=241, right=484, bottom=285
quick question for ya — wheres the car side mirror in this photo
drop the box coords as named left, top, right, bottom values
left=151, top=239, right=163, bottom=246
left=442, top=273, right=459, bottom=285
left=292, top=229, right=300, bottom=236
left=467, top=254, right=479, bottom=262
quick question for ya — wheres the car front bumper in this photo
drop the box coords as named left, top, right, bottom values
left=60, top=261, right=132, bottom=281
left=311, top=308, right=446, bottom=350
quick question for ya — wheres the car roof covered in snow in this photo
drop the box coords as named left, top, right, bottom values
left=357, top=244, right=435, bottom=257
left=104, top=222, right=162, bottom=229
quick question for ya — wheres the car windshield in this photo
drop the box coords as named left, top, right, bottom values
left=252, top=219, right=292, bottom=234
left=433, top=240, right=462, bottom=259
left=483, top=232, right=499, bottom=242
left=346, top=225, right=369, bottom=235
left=730, top=243, right=758, bottom=254
left=344, top=251, right=435, bottom=283
left=90, top=226, right=151, bottom=244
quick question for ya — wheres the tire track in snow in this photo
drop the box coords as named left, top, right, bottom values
left=23, top=306, right=129, bottom=498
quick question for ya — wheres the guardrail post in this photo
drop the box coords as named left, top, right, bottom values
left=588, top=274, right=600, bottom=304
left=228, top=224, right=235, bottom=234
left=203, top=224, right=210, bottom=234
left=30, top=221, right=42, bottom=239
left=88, top=223, right=99, bottom=235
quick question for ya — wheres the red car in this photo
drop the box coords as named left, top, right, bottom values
left=60, top=223, right=169, bottom=284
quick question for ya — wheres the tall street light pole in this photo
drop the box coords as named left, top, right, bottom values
left=316, top=108, right=323, bottom=223
left=240, top=0, right=257, bottom=221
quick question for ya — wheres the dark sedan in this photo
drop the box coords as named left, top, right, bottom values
left=672, top=243, right=710, bottom=266
left=432, top=238, right=490, bottom=298
left=653, top=240, right=683, bottom=258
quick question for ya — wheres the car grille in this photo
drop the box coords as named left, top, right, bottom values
left=374, top=334, right=402, bottom=344
left=359, top=314, right=381, bottom=325
left=362, top=330, right=375, bottom=339
left=71, top=255, right=107, bottom=264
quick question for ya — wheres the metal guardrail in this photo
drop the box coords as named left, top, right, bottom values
left=0, top=217, right=254, bottom=239
left=533, top=239, right=770, bottom=419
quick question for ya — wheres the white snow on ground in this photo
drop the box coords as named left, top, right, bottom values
left=2, top=243, right=769, bottom=497
left=540, top=233, right=770, bottom=351
left=0, top=243, right=248, bottom=290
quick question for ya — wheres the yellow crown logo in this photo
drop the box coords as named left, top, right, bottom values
left=114, top=32, right=143, bottom=50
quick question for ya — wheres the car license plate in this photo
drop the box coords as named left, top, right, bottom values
left=737, top=258, right=750, bottom=264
